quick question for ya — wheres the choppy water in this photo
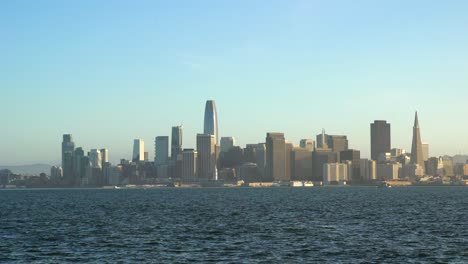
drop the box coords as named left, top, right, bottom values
left=0, top=187, right=467, bottom=263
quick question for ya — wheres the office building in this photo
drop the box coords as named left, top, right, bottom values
left=290, top=147, right=313, bottom=181
left=266, top=133, right=286, bottom=182
left=197, top=134, right=217, bottom=180
left=204, top=100, right=219, bottom=144
left=155, top=136, right=169, bottom=165
left=62, top=134, right=75, bottom=180
left=132, top=139, right=144, bottom=162
left=360, top=159, right=377, bottom=181
left=181, top=149, right=197, bottom=181
left=299, top=139, right=315, bottom=151
left=323, top=163, right=349, bottom=184
left=284, top=142, right=293, bottom=181
left=220, top=137, right=235, bottom=153
left=171, top=126, right=183, bottom=161
left=340, top=149, right=361, bottom=181
left=377, top=163, right=399, bottom=180
left=410, top=112, right=425, bottom=173
left=371, top=121, right=391, bottom=161
left=256, top=143, right=266, bottom=180
left=100, top=148, right=108, bottom=168
left=312, top=149, right=338, bottom=181
left=89, top=149, right=102, bottom=169
left=422, top=143, right=429, bottom=161
left=317, top=131, right=348, bottom=152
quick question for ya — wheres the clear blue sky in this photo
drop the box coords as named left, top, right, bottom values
left=1, top=0, right=468, bottom=165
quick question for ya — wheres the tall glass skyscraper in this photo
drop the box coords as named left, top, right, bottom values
left=132, top=139, right=144, bottom=162
left=62, top=134, right=75, bottom=181
left=203, top=100, right=218, bottom=145
left=370, top=120, right=391, bottom=161
left=171, top=126, right=183, bottom=161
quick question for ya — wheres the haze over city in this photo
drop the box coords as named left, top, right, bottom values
left=2, top=1, right=468, bottom=165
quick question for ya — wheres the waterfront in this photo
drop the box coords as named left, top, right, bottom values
left=1, top=187, right=467, bottom=263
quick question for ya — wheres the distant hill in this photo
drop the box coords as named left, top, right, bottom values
left=0, top=164, right=52, bottom=176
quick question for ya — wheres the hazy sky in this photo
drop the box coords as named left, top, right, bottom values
left=2, top=1, right=468, bottom=165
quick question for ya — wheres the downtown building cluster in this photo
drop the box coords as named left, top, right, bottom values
left=51, top=100, right=468, bottom=187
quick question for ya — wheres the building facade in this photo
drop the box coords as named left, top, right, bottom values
left=371, top=120, right=391, bottom=161
left=196, top=134, right=217, bottom=180
left=203, top=100, right=219, bottom=144
left=266, top=133, right=286, bottom=182
left=132, top=139, right=144, bottom=162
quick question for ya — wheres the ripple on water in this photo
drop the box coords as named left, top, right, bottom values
left=0, top=187, right=467, bottom=263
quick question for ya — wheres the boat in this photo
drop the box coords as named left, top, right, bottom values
left=378, top=181, right=392, bottom=188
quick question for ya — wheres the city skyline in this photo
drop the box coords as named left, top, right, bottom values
left=2, top=1, right=468, bottom=165
left=1, top=102, right=465, bottom=166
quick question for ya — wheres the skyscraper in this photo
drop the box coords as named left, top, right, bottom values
left=410, top=112, right=425, bottom=172
left=256, top=143, right=266, bottom=180
left=73, top=147, right=85, bottom=186
left=155, top=136, right=169, bottom=165
left=132, top=139, right=144, bottom=162
left=312, top=149, right=338, bottom=181
left=266, top=133, right=286, bottom=182
left=422, top=143, right=429, bottom=161
left=196, top=134, right=217, bottom=180
left=89, top=149, right=102, bottom=169
left=371, top=120, right=391, bottom=161
left=220, top=137, right=235, bottom=153
left=171, top=126, right=183, bottom=161
left=291, top=147, right=313, bottom=180
left=316, top=129, right=329, bottom=150
left=181, top=149, right=197, bottom=181
left=100, top=148, right=109, bottom=168
left=340, top=149, right=361, bottom=181
left=204, top=100, right=218, bottom=144
left=299, top=139, right=315, bottom=151
left=62, top=134, right=75, bottom=181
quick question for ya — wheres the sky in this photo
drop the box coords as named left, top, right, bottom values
left=1, top=0, right=468, bottom=165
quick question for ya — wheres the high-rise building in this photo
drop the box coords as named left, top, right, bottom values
left=181, top=149, right=197, bottom=181
left=410, top=112, right=425, bottom=173
left=144, top=152, right=149, bottom=162
left=323, top=163, right=349, bottom=184
left=62, top=134, right=75, bottom=181
left=73, top=147, right=85, bottom=186
left=256, top=143, right=267, bottom=180
left=422, top=143, right=429, bottom=162
left=371, top=121, right=391, bottom=161
left=155, top=136, right=169, bottom=165
left=132, top=139, right=144, bottom=162
left=266, top=133, right=286, bottom=182
left=377, top=163, right=400, bottom=180
left=89, top=149, right=102, bottom=169
left=328, top=135, right=348, bottom=153
left=312, top=149, right=338, bottom=181
left=196, top=134, right=217, bottom=180
left=220, top=137, right=235, bottom=153
left=171, top=126, right=183, bottom=161
left=316, top=129, right=329, bottom=150
left=204, top=100, right=219, bottom=144
left=340, top=149, right=361, bottom=181
left=316, top=131, right=348, bottom=152
left=291, top=147, right=313, bottom=181
left=360, top=159, right=377, bottom=181
left=299, top=139, right=315, bottom=151
left=100, top=149, right=108, bottom=168
left=284, top=142, right=293, bottom=181
left=244, top=144, right=257, bottom=163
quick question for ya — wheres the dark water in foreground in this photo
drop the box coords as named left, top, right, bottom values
left=0, top=187, right=467, bottom=263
